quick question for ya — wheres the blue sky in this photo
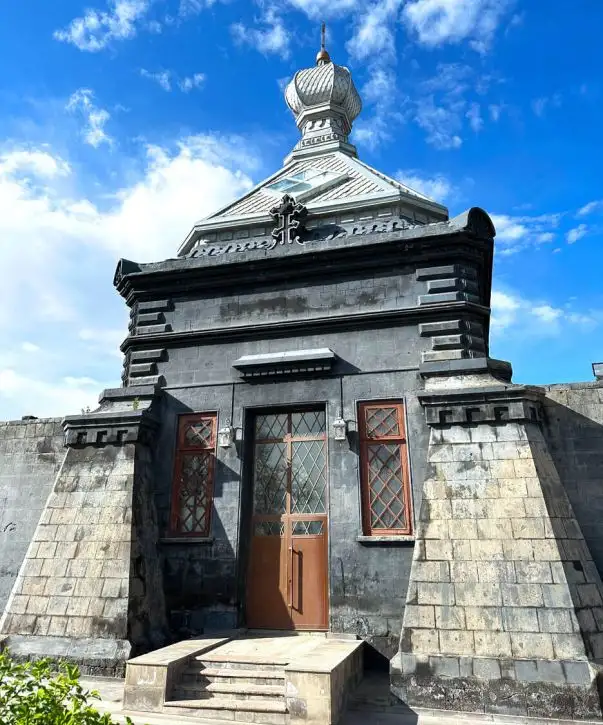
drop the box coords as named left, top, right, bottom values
left=0, top=0, right=602, bottom=419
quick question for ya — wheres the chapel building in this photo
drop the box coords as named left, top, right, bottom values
left=2, top=42, right=603, bottom=723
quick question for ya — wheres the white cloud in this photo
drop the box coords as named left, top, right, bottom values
left=231, top=9, right=291, bottom=59
left=491, top=289, right=599, bottom=338
left=531, top=93, right=562, bottom=117
left=415, top=98, right=463, bottom=149
left=140, top=69, right=172, bottom=91
left=284, top=0, right=358, bottom=18
left=566, top=224, right=588, bottom=244
left=578, top=200, right=603, bottom=216
left=346, top=0, right=402, bottom=62
left=466, top=102, right=484, bottom=132
left=140, top=69, right=206, bottom=92
left=66, top=88, right=113, bottom=148
left=490, top=213, right=562, bottom=254
left=403, top=0, right=512, bottom=49
left=489, top=103, right=503, bottom=121
left=179, top=73, right=206, bottom=92
left=54, top=0, right=151, bottom=52
left=395, top=169, right=454, bottom=202
left=0, top=137, right=257, bottom=420
left=21, top=342, right=41, bottom=353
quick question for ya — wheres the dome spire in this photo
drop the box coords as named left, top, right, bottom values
left=316, top=22, right=330, bottom=65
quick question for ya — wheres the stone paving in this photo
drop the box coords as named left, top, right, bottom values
left=83, top=673, right=603, bottom=725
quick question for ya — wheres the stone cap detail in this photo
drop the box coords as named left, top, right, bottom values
left=62, top=385, right=161, bottom=447
left=418, top=383, right=545, bottom=427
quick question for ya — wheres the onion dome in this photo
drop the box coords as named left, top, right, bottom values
left=284, top=29, right=362, bottom=160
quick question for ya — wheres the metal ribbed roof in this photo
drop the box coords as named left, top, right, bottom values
left=211, top=152, right=420, bottom=219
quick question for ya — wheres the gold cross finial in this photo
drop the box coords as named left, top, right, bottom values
left=316, top=22, right=331, bottom=64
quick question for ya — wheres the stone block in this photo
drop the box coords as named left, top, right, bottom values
left=404, top=605, right=435, bottom=629
left=523, top=498, right=548, bottom=517
left=563, top=660, right=592, bottom=685
left=429, top=656, right=460, bottom=678
left=474, top=631, right=512, bottom=657
left=450, top=562, right=478, bottom=582
left=440, top=630, right=474, bottom=656
left=502, top=607, right=539, bottom=633
left=501, top=584, right=543, bottom=607
left=515, top=562, right=552, bottom=584
left=532, top=540, right=562, bottom=561
left=535, top=660, right=565, bottom=684
left=424, top=540, right=452, bottom=560
left=413, top=561, right=450, bottom=583
left=435, top=606, right=465, bottom=630
left=472, top=657, right=501, bottom=680
left=406, top=628, right=439, bottom=653
left=514, top=659, right=539, bottom=682
left=511, top=518, right=545, bottom=539
left=455, top=583, right=501, bottom=607
left=451, top=500, right=488, bottom=518
left=470, top=541, right=504, bottom=561
left=465, top=606, right=503, bottom=631
left=487, top=499, right=525, bottom=519
left=552, top=633, right=588, bottom=660
left=452, top=541, right=472, bottom=560
left=46, top=596, right=69, bottom=616
left=476, top=519, right=512, bottom=540
left=448, top=519, right=478, bottom=540
left=503, top=540, right=534, bottom=560
left=477, top=562, right=516, bottom=583
left=511, top=632, right=554, bottom=659
left=577, top=583, right=603, bottom=607
left=497, top=477, right=528, bottom=497
left=537, top=608, right=576, bottom=634
left=417, top=583, right=455, bottom=606
left=541, top=584, right=573, bottom=608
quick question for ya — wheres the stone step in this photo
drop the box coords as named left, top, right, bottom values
left=173, top=681, right=284, bottom=701
left=182, top=665, right=286, bottom=686
left=196, top=656, right=287, bottom=672
left=164, top=697, right=288, bottom=724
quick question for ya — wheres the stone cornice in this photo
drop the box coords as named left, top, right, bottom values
left=119, top=301, right=490, bottom=353
left=418, top=383, right=546, bottom=426
left=115, top=226, right=493, bottom=305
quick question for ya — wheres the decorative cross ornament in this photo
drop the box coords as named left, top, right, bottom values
left=269, top=194, right=308, bottom=246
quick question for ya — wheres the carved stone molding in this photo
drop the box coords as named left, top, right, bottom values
left=418, top=384, right=545, bottom=427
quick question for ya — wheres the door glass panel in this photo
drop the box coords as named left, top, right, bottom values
left=366, top=443, right=407, bottom=530
left=255, top=414, right=288, bottom=440
left=292, top=520, right=324, bottom=535
left=254, top=521, right=285, bottom=536
left=253, top=442, right=287, bottom=514
left=291, top=411, right=326, bottom=437
left=291, top=439, right=326, bottom=514
left=365, top=407, right=401, bottom=438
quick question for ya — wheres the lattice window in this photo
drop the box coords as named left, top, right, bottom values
left=169, top=413, right=217, bottom=537
left=358, top=402, right=413, bottom=536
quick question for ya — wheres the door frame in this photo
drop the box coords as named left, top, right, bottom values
left=239, top=403, right=330, bottom=631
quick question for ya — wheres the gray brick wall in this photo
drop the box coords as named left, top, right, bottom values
left=542, top=382, right=603, bottom=578
left=0, top=419, right=65, bottom=614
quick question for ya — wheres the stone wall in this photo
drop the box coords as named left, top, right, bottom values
left=543, top=382, right=603, bottom=578
left=0, top=418, right=65, bottom=614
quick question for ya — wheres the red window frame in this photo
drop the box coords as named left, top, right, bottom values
left=358, top=401, right=413, bottom=536
left=169, top=413, right=217, bottom=537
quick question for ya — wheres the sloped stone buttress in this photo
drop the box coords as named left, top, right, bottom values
left=392, top=381, right=603, bottom=720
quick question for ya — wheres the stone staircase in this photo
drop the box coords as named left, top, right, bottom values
left=164, top=653, right=288, bottom=723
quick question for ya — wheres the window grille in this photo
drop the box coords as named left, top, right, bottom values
left=358, top=402, right=412, bottom=536
left=169, top=413, right=217, bottom=537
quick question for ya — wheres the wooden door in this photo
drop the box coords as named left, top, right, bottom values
left=246, top=409, right=328, bottom=631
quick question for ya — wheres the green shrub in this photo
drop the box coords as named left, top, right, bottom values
left=0, top=651, right=133, bottom=725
